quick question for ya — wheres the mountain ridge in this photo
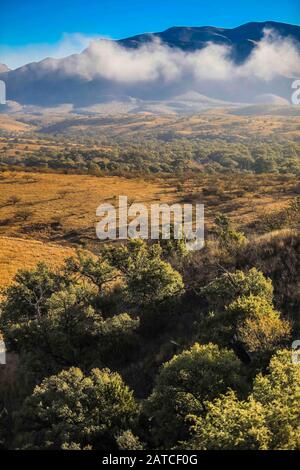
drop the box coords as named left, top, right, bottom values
left=117, top=21, right=300, bottom=59
left=0, top=21, right=299, bottom=109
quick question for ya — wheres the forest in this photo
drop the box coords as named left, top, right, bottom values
left=1, top=113, right=300, bottom=175
left=0, top=210, right=300, bottom=450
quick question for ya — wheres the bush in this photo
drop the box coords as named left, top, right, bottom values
left=7, top=195, right=21, bottom=205
left=145, top=343, right=246, bottom=447
left=116, top=430, right=144, bottom=450
left=14, top=367, right=140, bottom=450
left=200, top=268, right=274, bottom=309
left=237, top=306, right=291, bottom=354
left=214, top=213, right=246, bottom=253
left=186, top=350, right=300, bottom=450
left=103, top=239, right=184, bottom=305
left=0, top=262, right=139, bottom=376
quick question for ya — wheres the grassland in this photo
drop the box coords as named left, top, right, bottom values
left=1, top=111, right=300, bottom=141
left=0, top=115, right=34, bottom=133
left=0, top=236, right=74, bottom=288
left=0, top=170, right=299, bottom=288
left=0, top=111, right=299, bottom=288
left=0, top=171, right=298, bottom=239
left=0, top=112, right=299, bottom=179
left=0, top=171, right=166, bottom=240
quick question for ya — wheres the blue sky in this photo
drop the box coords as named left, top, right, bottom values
left=1, top=0, right=299, bottom=68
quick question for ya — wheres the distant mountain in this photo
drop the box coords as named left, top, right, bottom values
left=230, top=104, right=300, bottom=116
left=0, top=93, right=240, bottom=116
left=118, top=21, right=300, bottom=61
left=0, top=63, right=10, bottom=73
left=0, top=22, right=299, bottom=109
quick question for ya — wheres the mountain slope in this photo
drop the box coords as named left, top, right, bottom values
left=118, top=21, right=300, bottom=60
left=0, top=63, right=10, bottom=73
left=0, top=21, right=299, bottom=108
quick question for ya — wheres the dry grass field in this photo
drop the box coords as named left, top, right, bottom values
left=0, top=148, right=298, bottom=288
left=1, top=112, right=300, bottom=141
left=0, top=137, right=62, bottom=157
left=0, top=236, right=74, bottom=288
left=30, top=112, right=300, bottom=141
left=0, top=170, right=298, bottom=240
left=0, top=171, right=167, bottom=240
left=0, top=136, right=110, bottom=158
left=0, top=115, right=35, bottom=133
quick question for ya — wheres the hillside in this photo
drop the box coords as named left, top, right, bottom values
left=1, top=21, right=299, bottom=107
left=0, top=236, right=74, bottom=287
left=118, top=21, right=300, bottom=59
left=0, top=170, right=298, bottom=257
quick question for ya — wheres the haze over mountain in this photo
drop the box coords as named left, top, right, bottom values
left=0, top=64, right=10, bottom=73
left=0, top=21, right=299, bottom=112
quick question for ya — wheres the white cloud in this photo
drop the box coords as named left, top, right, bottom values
left=237, top=29, right=300, bottom=80
left=1, top=29, right=299, bottom=103
left=39, top=28, right=300, bottom=85
left=2, top=29, right=299, bottom=82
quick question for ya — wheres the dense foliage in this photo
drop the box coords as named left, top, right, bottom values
left=187, top=350, right=300, bottom=450
left=1, top=134, right=300, bottom=175
left=0, top=222, right=299, bottom=450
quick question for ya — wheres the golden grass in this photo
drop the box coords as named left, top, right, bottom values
left=0, top=115, right=34, bottom=133
left=0, top=171, right=299, bottom=240
left=0, top=171, right=168, bottom=239
left=37, top=113, right=300, bottom=140
left=0, top=236, right=75, bottom=287
left=249, top=228, right=299, bottom=244
left=0, top=136, right=105, bottom=158
left=0, top=170, right=299, bottom=288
